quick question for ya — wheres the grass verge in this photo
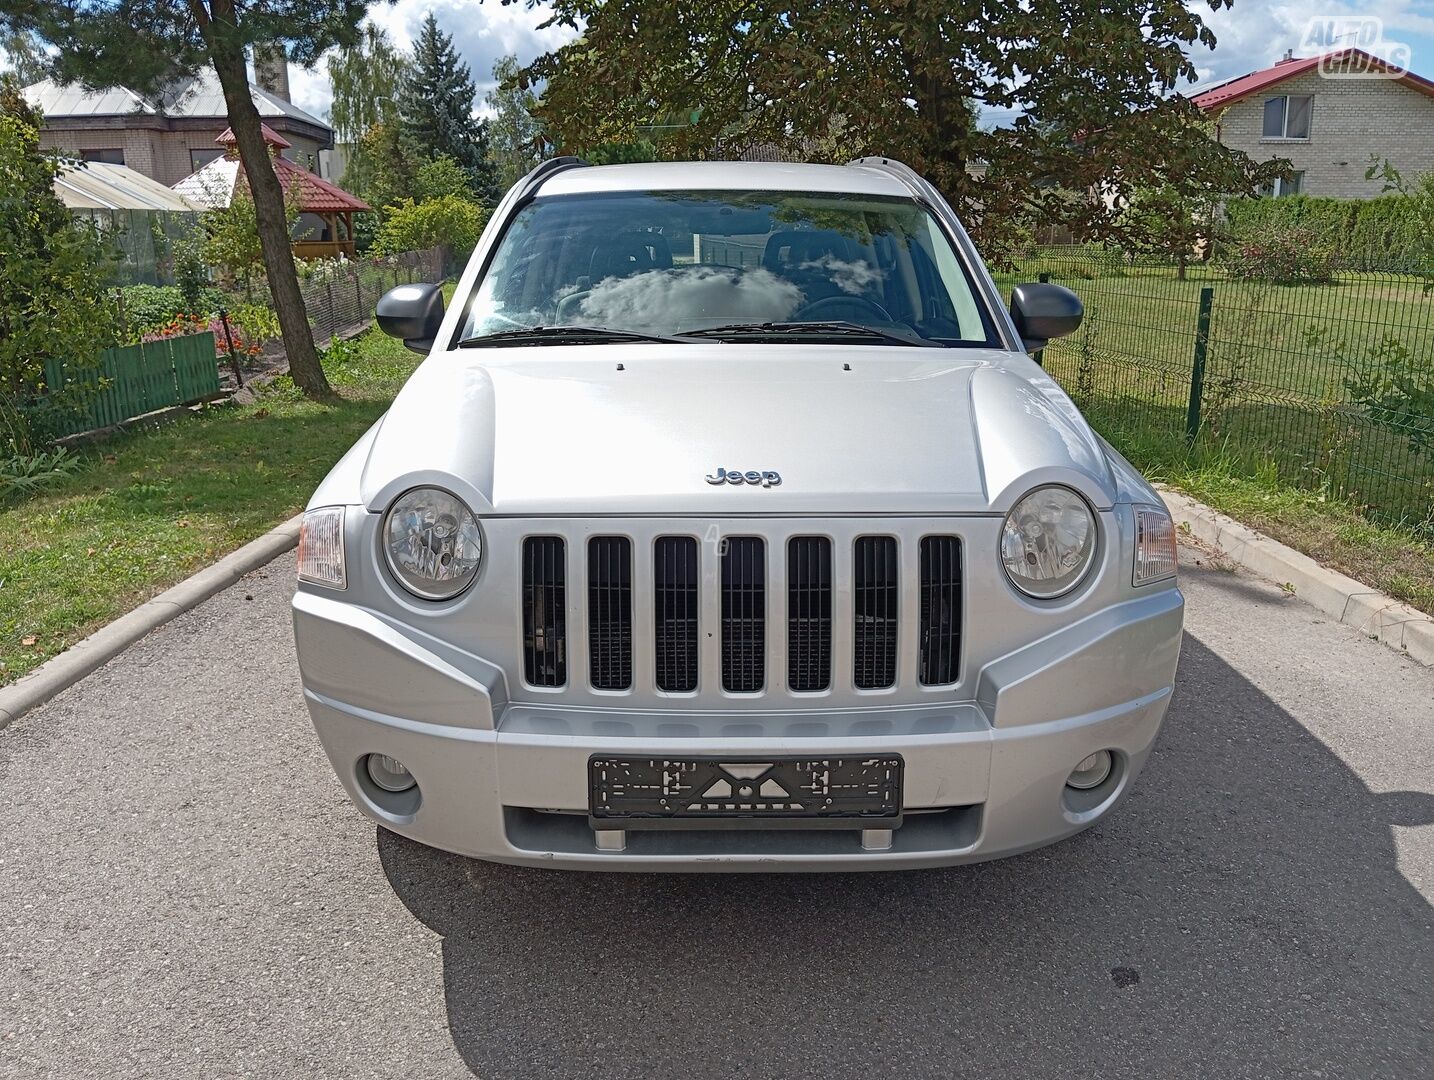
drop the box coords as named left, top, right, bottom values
left=1152, top=458, right=1434, bottom=615
left=0, top=329, right=421, bottom=686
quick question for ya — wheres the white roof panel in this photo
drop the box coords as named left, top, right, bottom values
left=162, top=69, right=329, bottom=128
left=171, top=157, right=240, bottom=209
left=55, top=161, right=203, bottom=211
left=24, top=79, right=155, bottom=116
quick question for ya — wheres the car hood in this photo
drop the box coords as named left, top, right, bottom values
left=357, top=343, right=1116, bottom=516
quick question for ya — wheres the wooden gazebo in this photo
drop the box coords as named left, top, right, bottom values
left=173, top=124, right=370, bottom=259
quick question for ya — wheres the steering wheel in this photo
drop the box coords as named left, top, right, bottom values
left=792, top=294, right=894, bottom=323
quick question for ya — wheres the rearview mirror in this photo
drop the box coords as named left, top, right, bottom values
left=376, top=283, right=445, bottom=354
left=1009, top=283, right=1083, bottom=354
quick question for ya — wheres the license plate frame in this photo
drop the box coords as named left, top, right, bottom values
left=588, top=755, right=903, bottom=830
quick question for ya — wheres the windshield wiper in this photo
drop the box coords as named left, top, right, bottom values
left=679, top=320, right=943, bottom=347
left=457, top=325, right=689, bottom=347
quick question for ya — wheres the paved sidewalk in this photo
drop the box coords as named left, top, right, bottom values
left=2, top=549, right=1431, bottom=1079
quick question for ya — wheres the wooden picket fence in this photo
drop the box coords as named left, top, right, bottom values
left=41, top=332, right=222, bottom=438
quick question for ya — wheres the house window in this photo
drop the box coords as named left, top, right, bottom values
left=80, top=148, right=125, bottom=165
left=1262, top=95, right=1312, bottom=139
left=1259, top=172, right=1305, bottom=198
left=190, top=148, right=224, bottom=171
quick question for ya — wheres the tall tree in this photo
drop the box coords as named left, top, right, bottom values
left=4, top=1, right=378, bottom=400
left=485, top=54, right=544, bottom=193
left=326, top=20, right=408, bottom=194
left=503, top=0, right=1282, bottom=252
left=398, top=13, right=496, bottom=202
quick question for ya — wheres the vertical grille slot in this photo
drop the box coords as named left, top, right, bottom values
left=653, top=536, right=699, bottom=692
left=522, top=537, right=567, bottom=687
left=918, top=536, right=962, bottom=685
left=853, top=536, right=899, bottom=689
left=721, top=537, right=766, bottom=693
left=587, top=537, right=632, bottom=690
left=787, top=537, right=832, bottom=692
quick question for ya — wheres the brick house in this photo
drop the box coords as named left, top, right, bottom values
left=1193, top=47, right=1434, bottom=198
left=22, top=55, right=333, bottom=188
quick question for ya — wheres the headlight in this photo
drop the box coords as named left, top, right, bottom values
left=1001, top=485, right=1097, bottom=598
left=382, top=487, right=483, bottom=600
left=1133, top=505, right=1178, bottom=585
left=297, top=506, right=346, bottom=589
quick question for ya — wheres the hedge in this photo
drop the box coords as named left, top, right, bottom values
left=1223, top=194, right=1426, bottom=271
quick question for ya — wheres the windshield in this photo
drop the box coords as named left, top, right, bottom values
left=457, top=190, right=999, bottom=347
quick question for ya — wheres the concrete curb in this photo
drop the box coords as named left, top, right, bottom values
left=0, top=514, right=302, bottom=732
left=1160, top=489, right=1434, bottom=668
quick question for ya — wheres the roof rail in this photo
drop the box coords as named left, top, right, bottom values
left=514, top=156, right=589, bottom=204
left=846, top=156, right=933, bottom=201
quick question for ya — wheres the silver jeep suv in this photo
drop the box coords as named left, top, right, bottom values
left=292, top=157, right=1183, bottom=871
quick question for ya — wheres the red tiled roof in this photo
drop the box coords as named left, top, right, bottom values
left=209, top=123, right=369, bottom=212
left=215, top=123, right=292, bottom=149
left=270, top=155, right=370, bottom=212
left=1193, top=47, right=1434, bottom=111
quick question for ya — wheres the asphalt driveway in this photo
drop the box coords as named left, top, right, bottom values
left=2, top=547, right=1431, bottom=1079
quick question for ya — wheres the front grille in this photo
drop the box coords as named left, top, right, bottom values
left=653, top=536, right=698, bottom=692
left=918, top=536, right=962, bottom=685
left=721, top=537, right=766, bottom=692
left=516, top=528, right=963, bottom=696
left=521, top=536, right=567, bottom=687
left=787, top=537, right=832, bottom=691
left=853, top=536, right=899, bottom=689
left=587, top=536, right=632, bottom=690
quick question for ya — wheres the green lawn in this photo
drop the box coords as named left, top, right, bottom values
left=0, top=329, right=421, bottom=686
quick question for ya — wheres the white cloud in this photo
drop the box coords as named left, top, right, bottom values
left=1194, top=0, right=1427, bottom=90
left=578, top=267, right=805, bottom=331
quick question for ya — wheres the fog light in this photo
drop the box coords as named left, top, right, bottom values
left=366, top=754, right=416, bottom=793
left=1066, top=750, right=1113, bottom=790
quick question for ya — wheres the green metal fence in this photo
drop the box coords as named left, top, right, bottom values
left=995, top=248, right=1434, bottom=533
left=40, top=332, right=221, bottom=438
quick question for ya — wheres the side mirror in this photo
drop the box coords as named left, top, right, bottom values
left=376, top=283, right=445, bottom=354
left=1009, top=282, right=1083, bottom=354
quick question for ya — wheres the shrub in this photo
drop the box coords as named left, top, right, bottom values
left=1344, top=334, right=1434, bottom=460
left=413, top=153, right=477, bottom=202
left=119, top=283, right=225, bottom=339
left=228, top=302, right=281, bottom=353
left=0, top=77, right=116, bottom=453
left=1224, top=193, right=1427, bottom=271
left=372, top=194, right=488, bottom=260
left=1224, top=221, right=1336, bottom=284
left=119, top=284, right=186, bottom=336
left=171, top=225, right=212, bottom=313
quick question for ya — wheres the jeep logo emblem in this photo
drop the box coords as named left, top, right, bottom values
left=706, top=468, right=782, bottom=488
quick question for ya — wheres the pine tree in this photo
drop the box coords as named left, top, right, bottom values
left=398, top=13, right=497, bottom=203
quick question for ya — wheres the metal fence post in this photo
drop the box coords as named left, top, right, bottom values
left=1032, top=272, right=1050, bottom=366
left=218, top=309, right=244, bottom=387
left=1185, top=286, right=1215, bottom=445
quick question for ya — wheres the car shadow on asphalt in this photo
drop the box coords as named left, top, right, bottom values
left=377, top=636, right=1434, bottom=1080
